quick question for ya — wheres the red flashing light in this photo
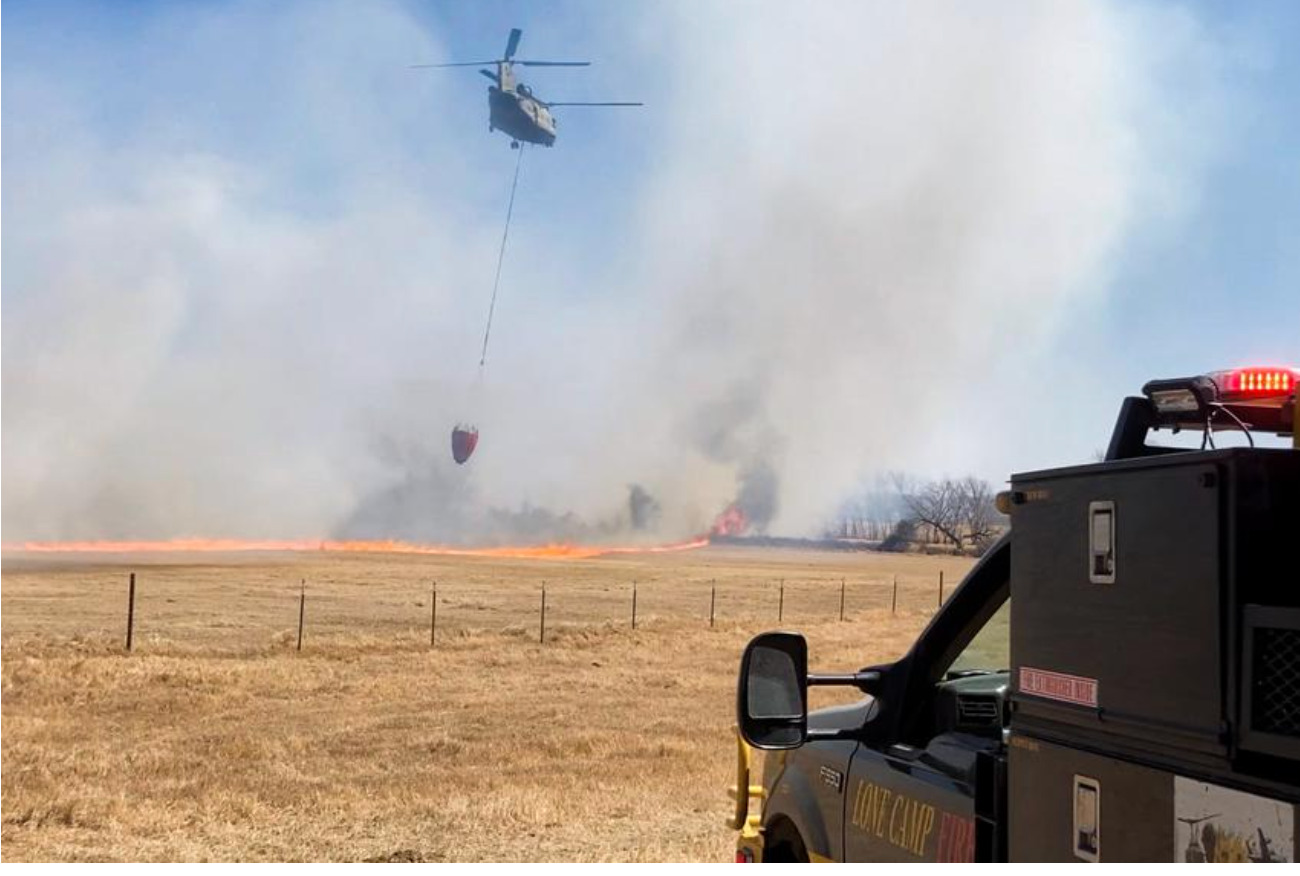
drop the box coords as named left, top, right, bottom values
left=1218, top=368, right=1296, bottom=397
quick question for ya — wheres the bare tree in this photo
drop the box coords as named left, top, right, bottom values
left=897, top=477, right=965, bottom=549
left=956, top=476, right=999, bottom=550
left=890, top=474, right=1002, bottom=552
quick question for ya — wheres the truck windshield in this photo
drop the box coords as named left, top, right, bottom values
left=948, top=598, right=1010, bottom=675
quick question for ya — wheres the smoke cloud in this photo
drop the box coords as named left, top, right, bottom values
left=3, top=1, right=1230, bottom=542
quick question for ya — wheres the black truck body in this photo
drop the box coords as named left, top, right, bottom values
left=731, top=369, right=1299, bottom=863
left=1009, top=448, right=1300, bottom=862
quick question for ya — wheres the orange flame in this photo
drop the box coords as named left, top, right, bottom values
left=710, top=503, right=749, bottom=537
left=5, top=536, right=710, bottom=560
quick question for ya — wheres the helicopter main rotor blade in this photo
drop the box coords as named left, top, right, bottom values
left=544, top=101, right=644, bottom=107
left=409, top=61, right=499, bottom=68
left=478, top=69, right=497, bottom=82
left=408, top=58, right=588, bottom=69
left=504, top=28, right=522, bottom=61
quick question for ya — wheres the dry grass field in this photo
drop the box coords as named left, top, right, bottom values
left=1, top=544, right=972, bottom=862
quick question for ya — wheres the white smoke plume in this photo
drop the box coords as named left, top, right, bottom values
left=3, top=1, right=1230, bottom=542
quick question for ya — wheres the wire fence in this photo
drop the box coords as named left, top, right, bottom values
left=6, top=567, right=957, bottom=653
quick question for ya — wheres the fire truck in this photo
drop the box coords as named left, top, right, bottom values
left=730, top=366, right=1299, bottom=862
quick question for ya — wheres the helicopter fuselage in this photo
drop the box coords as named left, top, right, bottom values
left=417, top=29, right=637, bottom=148
left=488, top=87, right=556, bottom=147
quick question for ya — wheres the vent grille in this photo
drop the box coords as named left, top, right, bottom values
left=1252, top=626, right=1300, bottom=738
left=956, top=695, right=1000, bottom=727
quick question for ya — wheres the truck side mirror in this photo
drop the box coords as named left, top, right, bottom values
left=737, top=632, right=809, bottom=750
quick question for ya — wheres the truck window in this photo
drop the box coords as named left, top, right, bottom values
left=948, top=598, right=1010, bottom=675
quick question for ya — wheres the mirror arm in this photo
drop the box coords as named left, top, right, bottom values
left=806, top=727, right=860, bottom=742
left=808, top=670, right=881, bottom=693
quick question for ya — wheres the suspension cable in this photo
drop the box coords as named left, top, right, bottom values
left=479, top=145, right=525, bottom=369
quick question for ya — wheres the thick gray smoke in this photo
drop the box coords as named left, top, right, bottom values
left=3, top=1, right=1230, bottom=542
left=570, top=0, right=1231, bottom=534
left=682, top=382, right=782, bottom=531
left=626, top=485, right=660, bottom=532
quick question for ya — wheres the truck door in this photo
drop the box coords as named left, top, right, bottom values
left=842, top=598, right=1010, bottom=862
left=842, top=741, right=979, bottom=862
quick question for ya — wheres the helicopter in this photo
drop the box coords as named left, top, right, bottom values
left=412, top=28, right=642, bottom=148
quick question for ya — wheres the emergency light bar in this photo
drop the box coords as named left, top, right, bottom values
left=1211, top=367, right=1295, bottom=398
left=1140, top=366, right=1297, bottom=436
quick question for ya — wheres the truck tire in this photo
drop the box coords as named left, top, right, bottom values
left=763, top=818, right=809, bottom=863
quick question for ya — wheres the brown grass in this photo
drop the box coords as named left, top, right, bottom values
left=1, top=545, right=971, bottom=862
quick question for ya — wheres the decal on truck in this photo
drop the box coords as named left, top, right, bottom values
left=1018, top=667, right=1099, bottom=708
left=936, top=812, right=976, bottom=863
left=849, top=780, right=937, bottom=857
left=1174, top=778, right=1294, bottom=863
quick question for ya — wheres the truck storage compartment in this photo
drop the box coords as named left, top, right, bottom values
left=1008, top=734, right=1300, bottom=862
left=1008, top=449, right=1300, bottom=767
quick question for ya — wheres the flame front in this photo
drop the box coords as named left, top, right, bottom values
left=7, top=536, right=710, bottom=560
left=8, top=501, right=757, bottom=558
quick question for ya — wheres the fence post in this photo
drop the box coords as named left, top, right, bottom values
left=540, top=584, right=547, bottom=644
left=631, top=581, right=638, bottom=630
left=430, top=581, right=438, bottom=648
left=938, top=570, right=944, bottom=609
left=891, top=575, right=898, bottom=615
left=778, top=579, right=785, bottom=623
left=710, top=581, right=716, bottom=629
left=839, top=578, right=846, bottom=622
left=297, top=579, right=306, bottom=652
left=125, top=572, right=136, bottom=651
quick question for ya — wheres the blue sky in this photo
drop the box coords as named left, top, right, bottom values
left=1096, top=0, right=1296, bottom=463
left=10, top=0, right=1293, bottom=353
left=4, top=1, right=1297, bottom=540
left=1102, top=0, right=1298, bottom=367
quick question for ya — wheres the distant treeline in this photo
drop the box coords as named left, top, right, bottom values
left=711, top=534, right=878, bottom=552
left=826, top=473, right=1008, bottom=556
